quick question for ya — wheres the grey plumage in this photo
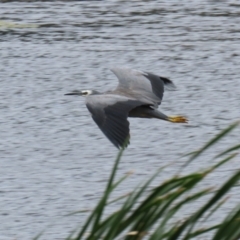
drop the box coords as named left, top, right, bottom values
left=65, top=67, right=187, bottom=149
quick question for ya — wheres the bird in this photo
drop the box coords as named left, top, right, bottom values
left=65, top=67, right=187, bottom=149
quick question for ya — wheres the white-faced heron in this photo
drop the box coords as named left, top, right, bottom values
left=65, top=67, right=188, bottom=149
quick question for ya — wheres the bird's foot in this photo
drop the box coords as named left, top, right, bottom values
left=168, top=116, right=188, bottom=123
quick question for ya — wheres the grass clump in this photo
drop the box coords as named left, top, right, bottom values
left=38, top=122, right=240, bottom=240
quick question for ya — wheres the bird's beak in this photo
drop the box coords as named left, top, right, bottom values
left=65, top=91, right=82, bottom=96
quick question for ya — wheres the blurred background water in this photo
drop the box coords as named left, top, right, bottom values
left=0, top=1, right=240, bottom=239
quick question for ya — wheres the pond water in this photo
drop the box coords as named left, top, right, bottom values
left=0, top=1, right=240, bottom=239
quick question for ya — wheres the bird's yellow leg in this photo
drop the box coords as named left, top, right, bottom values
left=167, top=116, right=188, bottom=123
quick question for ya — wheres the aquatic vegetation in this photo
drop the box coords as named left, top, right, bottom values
left=0, top=20, right=38, bottom=29
left=36, top=122, right=240, bottom=240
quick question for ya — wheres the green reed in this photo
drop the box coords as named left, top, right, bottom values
left=36, top=121, right=240, bottom=240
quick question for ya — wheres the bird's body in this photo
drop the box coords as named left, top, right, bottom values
left=65, top=67, right=187, bottom=149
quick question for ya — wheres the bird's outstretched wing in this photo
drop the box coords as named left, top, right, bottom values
left=86, top=94, right=148, bottom=149
left=110, top=67, right=175, bottom=104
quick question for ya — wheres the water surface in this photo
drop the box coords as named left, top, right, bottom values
left=0, top=1, right=240, bottom=239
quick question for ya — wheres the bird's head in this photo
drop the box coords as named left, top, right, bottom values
left=65, top=90, right=99, bottom=97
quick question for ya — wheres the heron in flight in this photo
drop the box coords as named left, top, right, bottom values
left=65, top=67, right=187, bottom=149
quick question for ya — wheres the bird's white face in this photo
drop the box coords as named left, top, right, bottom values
left=81, top=90, right=93, bottom=96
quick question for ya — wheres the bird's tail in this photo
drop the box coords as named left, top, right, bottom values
left=167, top=116, right=188, bottom=123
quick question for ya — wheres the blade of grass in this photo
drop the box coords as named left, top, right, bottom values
left=64, top=209, right=91, bottom=217
left=124, top=171, right=209, bottom=240
left=33, top=231, right=44, bottom=240
left=69, top=122, right=239, bottom=240
left=107, top=192, right=132, bottom=205
left=202, top=197, right=229, bottom=223
left=150, top=188, right=212, bottom=240
left=212, top=204, right=240, bottom=240
left=101, top=166, right=168, bottom=239
left=75, top=148, right=124, bottom=240
left=187, top=224, right=220, bottom=239
left=183, top=121, right=239, bottom=167
left=214, top=144, right=240, bottom=159
left=90, top=148, right=125, bottom=235
left=110, top=172, right=133, bottom=194
left=117, top=172, right=187, bottom=234
left=166, top=167, right=240, bottom=240
left=86, top=211, right=121, bottom=239
left=182, top=169, right=240, bottom=240
left=205, top=153, right=238, bottom=175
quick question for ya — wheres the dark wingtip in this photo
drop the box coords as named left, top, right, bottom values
left=160, top=76, right=176, bottom=90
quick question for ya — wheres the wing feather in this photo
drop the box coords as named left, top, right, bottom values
left=111, top=67, right=175, bottom=104
left=86, top=94, right=145, bottom=149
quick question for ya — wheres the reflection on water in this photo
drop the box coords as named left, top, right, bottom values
left=0, top=1, right=240, bottom=239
